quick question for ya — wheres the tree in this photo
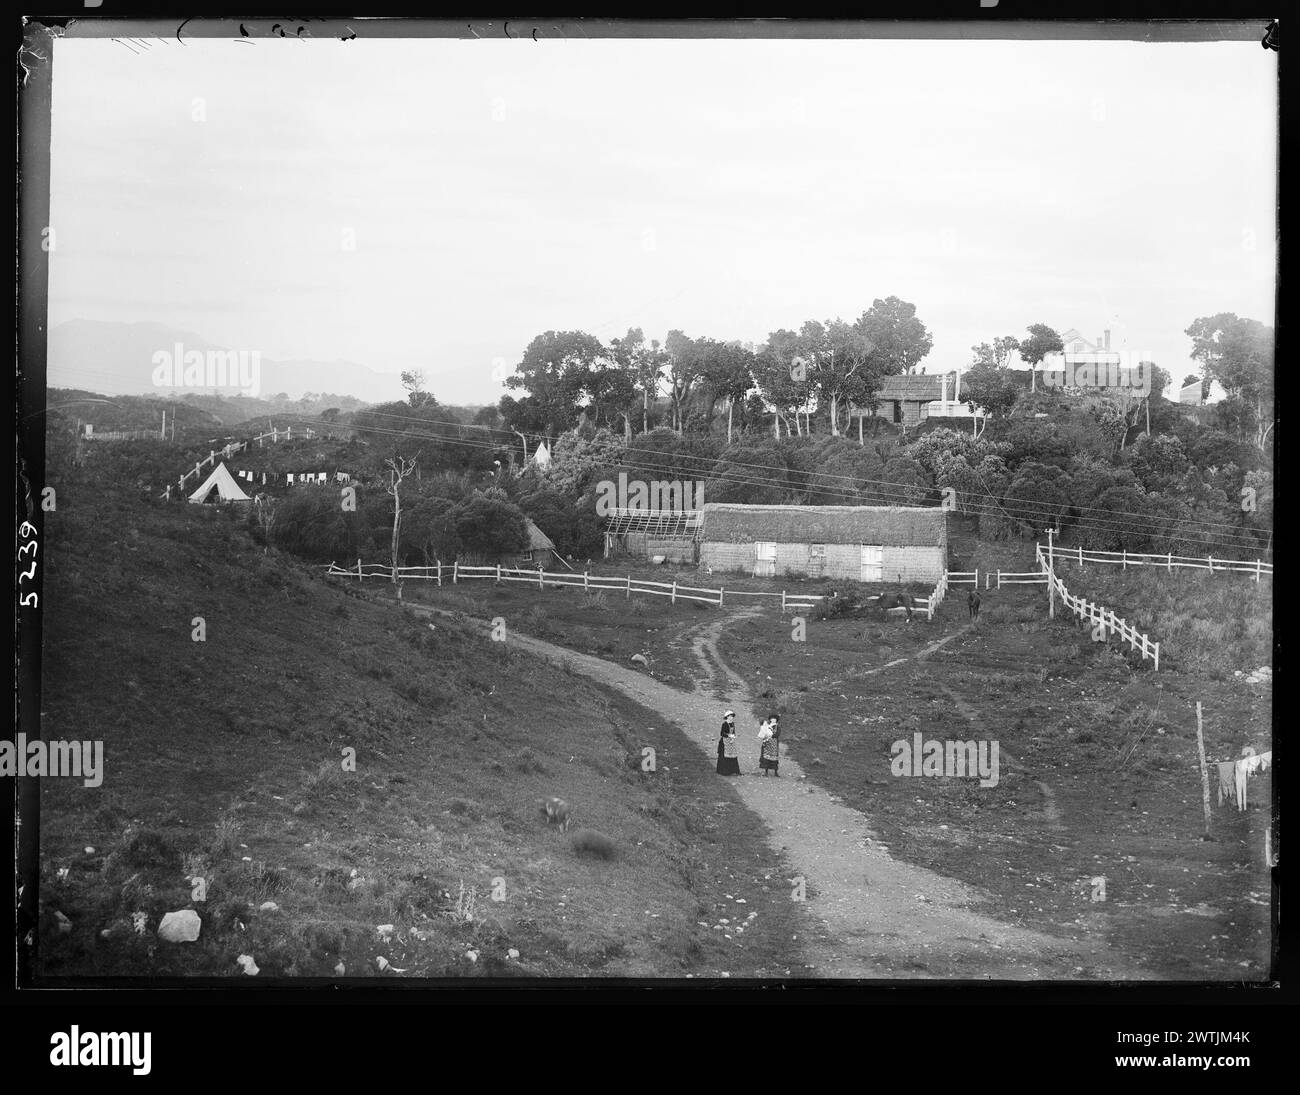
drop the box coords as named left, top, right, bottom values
left=813, top=318, right=875, bottom=438
left=756, top=328, right=816, bottom=437
left=1001, top=461, right=1072, bottom=538
left=320, top=407, right=340, bottom=423
left=696, top=340, right=756, bottom=444
left=610, top=327, right=667, bottom=435
left=504, top=330, right=611, bottom=439
left=546, top=427, right=627, bottom=497
left=971, top=337, right=1023, bottom=371
left=384, top=455, right=418, bottom=595
left=402, top=496, right=460, bottom=564
left=451, top=494, right=529, bottom=559
left=1185, top=313, right=1275, bottom=448
left=857, top=296, right=933, bottom=376
left=1019, top=324, right=1064, bottom=393
left=663, top=330, right=701, bottom=433
left=400, top=370, right=438, bottom=409
left=961, top=360, right=1020, bottom=420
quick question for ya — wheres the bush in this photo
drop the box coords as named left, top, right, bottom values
left=570, top=829, right=617, bottom=860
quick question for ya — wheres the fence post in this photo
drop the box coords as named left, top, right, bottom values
left=1167, top=552, right=1172, bottom=572
left=1078, top=546, right=1083, bottom=568
left=1208, top=555, right=1214, bottom=573
left=584, top=570, right=589, bottom=592
left=538, top=567, right=544, bottom=589
left=782, top=590, right=787, bottom=612
left=996, top=570, right=1001, bottom=589
left=1255, top=559, right=1261, bottom=583
left=436, top=560, right=442, bottom=587
left=626, top=575, right=631, bottom=599
left=1154, top=642, right=1159, bottom=672
left=1122, top=549, right=1127, bottom=571
left=974, top=568, right=978, bottom=589
left=496, top=564, right=501, bottom=583
left=453, top=561, right=459, bottom=584
left=356, top=558, right=362, bottom=581
left=671, top=580, right=677, bottom=605
left=718, top=586, right=724, bottom=607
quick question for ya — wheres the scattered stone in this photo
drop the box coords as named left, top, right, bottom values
left=236, top=954, right=259, bottom=976
left=465, top=949, right=479, bottom=962
left=376, top=924, right=394, bottom=941
left=54, top=910, right=73, bottom=934
left=157, top=909, right=201, bottom=943
left=259, top=901, right=279, bottom=913
left=376, top=956, right=391, bottom=972
left=56, top=867, right=69, bottom=882
left=84, top=846, right=95, bottom=855
left=334, top=961, right=345, bottom=975
left=507, top=948, right=520, bottom=960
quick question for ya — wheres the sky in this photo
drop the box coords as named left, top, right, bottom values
left=48, top=32, right=1277, bottom=404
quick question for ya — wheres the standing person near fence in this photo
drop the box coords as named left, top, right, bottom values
left=716, top=710, right=741, bottom=776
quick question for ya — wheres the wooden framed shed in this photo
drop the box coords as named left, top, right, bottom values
left=697, top=503, right=947, bottom=583
left=603, top=507, right=701, bottom=564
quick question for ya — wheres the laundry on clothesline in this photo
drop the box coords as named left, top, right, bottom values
left=1216, top=760, right=1236, bottom=807
left=1221, top=747, right=1272, bottom=811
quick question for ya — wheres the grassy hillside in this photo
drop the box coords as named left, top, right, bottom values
left=710, top=582, right=1273, bottom=978
left=35, top=482, right=807, bottom=979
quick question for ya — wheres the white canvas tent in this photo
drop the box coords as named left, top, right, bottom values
left=188, top=462, right=252, bottom=504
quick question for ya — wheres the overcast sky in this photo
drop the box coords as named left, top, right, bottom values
left=48, top=33, right=1276, bottom=403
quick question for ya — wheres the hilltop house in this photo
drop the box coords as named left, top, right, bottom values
left=1178, top=378, right=1228, bottom=406
left=1037, top=329, right=1123, bottom=386
left=697, top=503, right=947, bottom=583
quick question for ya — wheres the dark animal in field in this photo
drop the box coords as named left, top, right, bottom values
left=968, top=590, right=981, bottom=621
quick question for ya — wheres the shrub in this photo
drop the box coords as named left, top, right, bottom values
left=570, top=829, right=616, bottom=860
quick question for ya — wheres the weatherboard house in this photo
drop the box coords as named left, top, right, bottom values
left=697, top=503, right=947, bottom=583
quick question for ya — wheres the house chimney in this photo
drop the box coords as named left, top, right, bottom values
left=1104, top=329, right=1111, bottom=350
left=1097, top=334, right=1103, bottom=351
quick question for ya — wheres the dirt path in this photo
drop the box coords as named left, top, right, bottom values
left=409, top=601, right=1142, bottom=978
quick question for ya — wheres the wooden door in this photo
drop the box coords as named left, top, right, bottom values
left=860, top=544, right=883, bottom=582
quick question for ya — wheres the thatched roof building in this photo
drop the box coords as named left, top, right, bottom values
left=698, top=503, right=945, bottom=583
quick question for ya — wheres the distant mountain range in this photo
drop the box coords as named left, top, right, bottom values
left=46, top=320, right=406, bottom=403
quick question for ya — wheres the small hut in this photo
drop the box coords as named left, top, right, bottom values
left=697, top=503, right=946, bottom=582
left=504, top=517, right=557, bottom=567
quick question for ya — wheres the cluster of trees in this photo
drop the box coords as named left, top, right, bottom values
left=496, top=296, right=935, bottom=445
left=256, top=465, right=607, bottom=566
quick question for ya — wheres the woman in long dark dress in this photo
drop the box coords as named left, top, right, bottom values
left=716, top=711, right=741, bottom=775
